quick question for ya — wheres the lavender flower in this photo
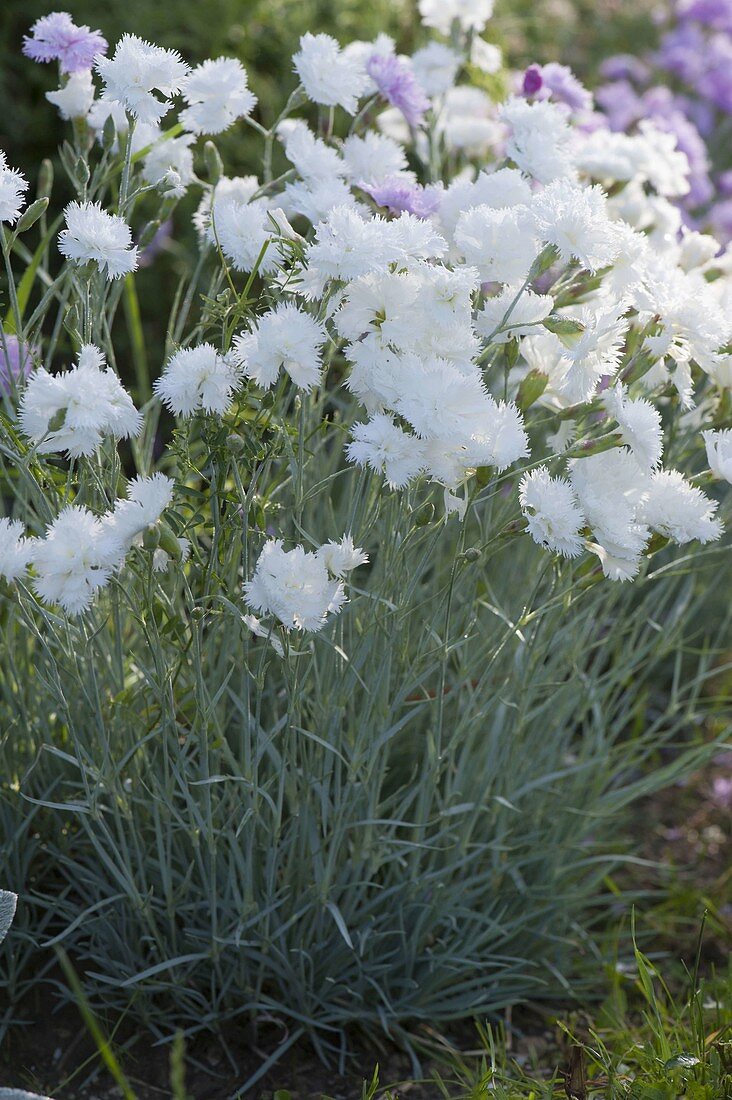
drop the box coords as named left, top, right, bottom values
left=679, top=0, right=732, bottom=32
left=366, top=53, right=430, bottom=129
left=522, top=62, right=593, bottom=113
left=23, top=11, right=107, bottom=74
left=361, top=177, right=441, bottom=218
left=522, top=65, right=543, bottom=97
left=0, top=336, right=35, bottom=395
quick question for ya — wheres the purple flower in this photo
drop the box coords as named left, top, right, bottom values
left=522, top=65, right=544, bottom=97
left=678, top=0, right=732, bottom=33
left=23, top=11, right=107, bottom=75
left=361, top=177, right=441, bottom=219
left=596, top=80, right=644, bottom=131
left=366, top=52, right=430, bottom=129
left=521, top=62, right=592, bottom=113
left=0, top=335, right=34, bottom=395
left=599, top=54, right=651, bottom=83
left=540, top=63, right=594, bottom=113
left=709, top=197, right=732, bottom=242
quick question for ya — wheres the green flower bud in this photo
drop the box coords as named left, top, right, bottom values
left=14, top=198, right=49, bottom=235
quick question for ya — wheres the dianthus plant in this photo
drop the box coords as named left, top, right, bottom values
left=0, top=5, right=730, bottom=1062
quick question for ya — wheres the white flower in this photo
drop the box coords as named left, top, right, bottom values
left=193, top=175, right=260, bottom=241
left=500, top=97, right=575, bottom=184
left=95, top=34, right=190, bottom=126
left=154, top=344, right=242, bottom=416
left=605, top=385, right=663, bottom=468
left=293, top=33, right=369, bottom=114
left=0, top=152, right=28, bottom=224
left=0, top=518, right=31, bottom=584
left=29, top=505, right=119, bottom=615
left=180, top=57, right=256, bottom=135
left=98, top=473, right=175, bottom=560
left=58, top=201, right=138, bottom=279
left=454, top=204, right=538, bottom=284
left=46, top=70, right=96, bottom=120
left=570, top=450, right=651, bottom=575
left=632, top=121, right=690, bottom=198
left=418, top=0, right=494, bottom=35
left=244, top=539, right=347, bottom=632
left=141, top=128, right=196, bottom=193
left=703, top=429, right=732, bottom=483
left=335, top=271, right=421, bottom=347
left=477, top=286, right=553, bottom=343
left=340, top=133, right=409, bottom=185
left=411, top=43, right=460, bottom=97
left=232, top=304, right=327, bottom=391
left=214, top=199, right=281, bottom=274
left=347, top=414, right=427, bottom=488
left=437, top=86, right=501, bottom=156
left=641, top=470, right=723, bottom=544
left=317, top=534, right=369, bottom=577
left=19, top=345, right=141, bottom=458
left=282, top=177, right=357, bottom=224
left=88, top=97, right=129, bottom=145
left=471, top=38, right=502, bottom=74
left=280, top=121, right=345, bottom=183
left=531, top=181, right=621, bottom=273
left=439, top=168, right=531, bottom=237
left=519, top=467, right=586, bottom=558
left=542, top=305, right=628, bottom=404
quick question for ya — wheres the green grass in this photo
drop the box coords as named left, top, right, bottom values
left=4, top=914, right=729, bottom=1098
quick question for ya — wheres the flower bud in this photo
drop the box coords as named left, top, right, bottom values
left=413, top=502, right=435, bottom=526
left=37, top=159, right=54, bottom=200
left=14, top=198, right=49, bottom=235
left=142, top=524, right=161, bottom=551
left=204, top=141, right=223, bottom=186
left=516, top=369, right=548, bottom=412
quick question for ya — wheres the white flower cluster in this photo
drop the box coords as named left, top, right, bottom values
left=0, top=474, right=176, bottom=615
left=20, top=344, right=141, bottom=457
left=4, top=9, right=730, bottom=633
left=244, top=535, right=367, bottom=634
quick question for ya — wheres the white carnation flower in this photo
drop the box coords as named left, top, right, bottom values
left=418, top=0, right=494, bottom=35
left=411, top=43, right=460, bottom=97
left=317, top=534, right=369, bottom=578
left=605, top=384, right=663, bottom=469
left=180, top=57, right=257, bottom=135
left=95, top=34, right=190, bottom=126
left=29, top=505, right=120, bottom=615
left=19, top=345, right=141, bottom=458
left=500, top=97, right=575, bottom=184
left=641, top=470, right=723, bottom=544
left=0, top=518, right=32, bottom=584
left=244, top=539, right=348, bottom=632
left=46, top=70, right=95, bottom=120
left=519, top=467, right=586, bottom=558
left=232, top=304, right=327, bottom=391
left=154, top=344, right=242, bottom=416
left=347, top=414, right=427, bottom=488
left=58, top=201, right=138, bottom=279
left=98, top=473, right=176, bottom=562
left=293, top=33, right=369, bottom=114
left=532, top=180, right=622, bottom=273
left=340, top=133, right=409, bottom=185
left=703, top=429, right=732, bottom=483
left=454, top=204, right=539, bottom=284
left=0, top=152, right=28, bottom=224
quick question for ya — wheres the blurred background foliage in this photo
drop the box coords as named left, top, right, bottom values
left=1, top=0, right=660, bottom=178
